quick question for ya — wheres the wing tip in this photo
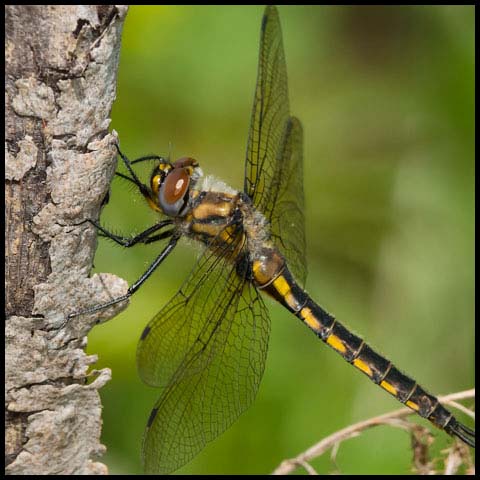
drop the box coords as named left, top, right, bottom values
left=288, top=115, right=302, bottom=129
left=262, top=5, right=278, bottom=32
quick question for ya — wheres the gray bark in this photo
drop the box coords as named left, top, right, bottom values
left=5, top=5, right=129, bottom=475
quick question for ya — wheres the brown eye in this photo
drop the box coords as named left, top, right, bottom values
left=164, top=169, right=189, bottom=203
left=158, top=167, right=191, bottom=217
left=173, top=157, right=198, bottom=169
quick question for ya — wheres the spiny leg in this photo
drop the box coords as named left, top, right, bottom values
left=68, top=149, right=176, bottom=321
left=131, top=154, right=167, bottom=165
left=114, top=145, right=161, bottom=201
left=69, top=233, right=180, bottom=320
left=92, top=219, right=174, bottom=248
left=115, top=143, right=145, bottom=188
left=115, top=156, right=167, bottom=187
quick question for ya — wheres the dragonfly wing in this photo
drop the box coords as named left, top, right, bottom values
left=137, top=230, right=270, bottom=474
left=245, top=6, right=306, bottom=285
left=137, top=234, right=243, bottom=388
left=264, top=116, right=306, bottom=285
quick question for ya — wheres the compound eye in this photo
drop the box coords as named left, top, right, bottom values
left=164, top=168, right=190, bottom=202
left=159, top=168, right=191, bottom=216
left=173, top=157, right=198, bottom=169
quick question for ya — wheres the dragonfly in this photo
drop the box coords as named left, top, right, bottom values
left=73, top=5, right=474, bottom=474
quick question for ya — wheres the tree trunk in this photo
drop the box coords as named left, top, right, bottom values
left=5, top=5, right=129, bottom=475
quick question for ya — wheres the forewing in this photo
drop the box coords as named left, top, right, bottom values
left=245, top=5, right=289, bottom=206
left=244, top=6, right=306, bottom=285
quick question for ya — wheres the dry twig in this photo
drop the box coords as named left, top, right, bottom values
left=272, top=389, right=475, bottom=475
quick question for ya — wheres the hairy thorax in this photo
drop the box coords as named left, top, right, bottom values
left=178, top=175, right=285, bottom=285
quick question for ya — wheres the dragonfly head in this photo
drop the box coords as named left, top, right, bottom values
left=150, top=157, right=202, bottom=217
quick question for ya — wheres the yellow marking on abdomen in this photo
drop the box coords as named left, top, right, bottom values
left=301, top=307, right=320, bottom=330
left=406, top=400, right=419, bottom=411
left=252, top=251, right=285, bottom=288
left=252, top=260, right=270, bottom=286
left=380, top=380, right=397, bottom=396
left=273, top=275, right=291, bottom=296
left=272, top=275, right=303, bottom=311
left=326, top=334, right=346, bottom=353
left=353, top=358, right=372, bottom=377
left=285, top=293, right=299, bottom=310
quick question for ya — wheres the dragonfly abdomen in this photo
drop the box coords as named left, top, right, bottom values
left=256, top=258, right=474, bottom=446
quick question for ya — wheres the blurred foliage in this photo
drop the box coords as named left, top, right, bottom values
left=87, top=5, right=474, bottom=475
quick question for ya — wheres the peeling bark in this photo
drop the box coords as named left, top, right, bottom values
left=5, top=5, right=129, bottom=475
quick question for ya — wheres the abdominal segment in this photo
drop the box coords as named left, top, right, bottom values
left=255, top=252, right=455, bottom=432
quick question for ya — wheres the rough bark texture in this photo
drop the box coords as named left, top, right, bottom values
left=5, top=5, right=129, bottom=475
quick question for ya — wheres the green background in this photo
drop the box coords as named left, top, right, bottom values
left=88, top=5, right=475, bottom=475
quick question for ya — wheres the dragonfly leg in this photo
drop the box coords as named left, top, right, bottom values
left=114, top=144, right=162, bottom=203
left=114, top=152, right=167, bottom=189
left=68, top=234, right=180, bottom=320
left=91, top=219, right=173, bottom=247
left=130, top=154, right=167, bottom=165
